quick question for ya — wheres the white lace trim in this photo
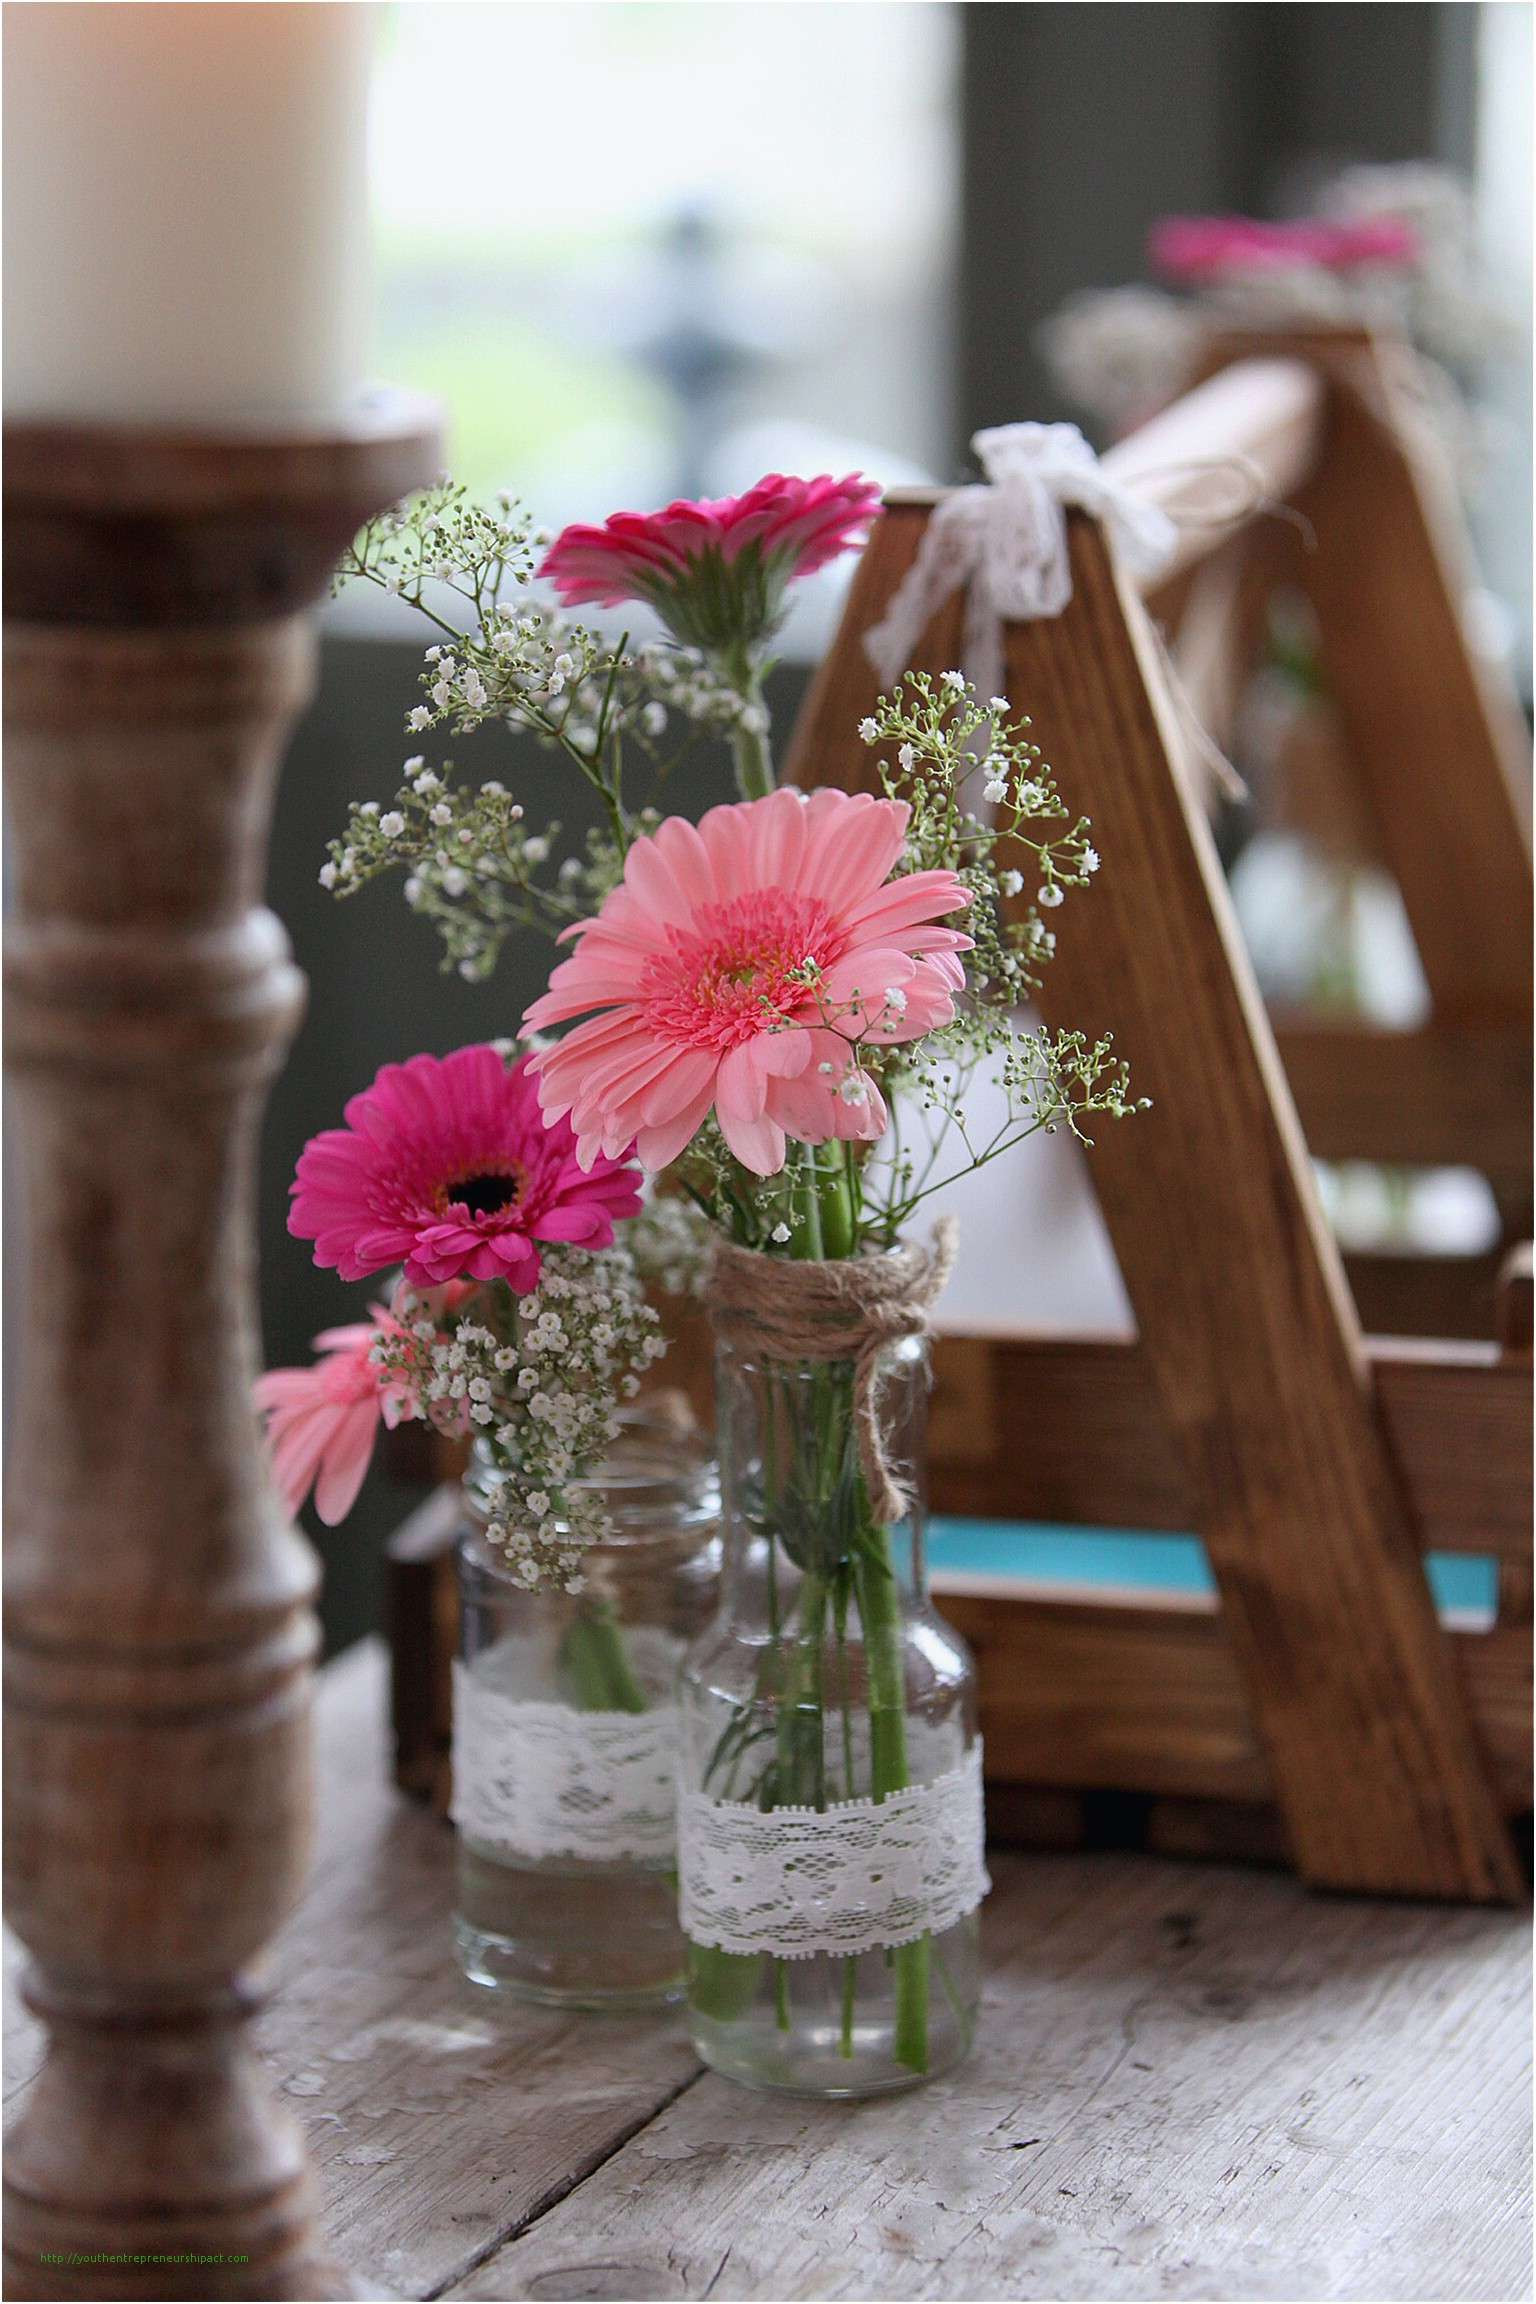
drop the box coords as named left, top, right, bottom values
left=678, top=1743, right=989, bottom=1959
left=452, top=1660, right=679, bottom=1864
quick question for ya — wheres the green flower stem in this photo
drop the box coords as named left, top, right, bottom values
left=852, top=1525, right=929, bottom=2074
left=798, top=1155, right=931, bottom=2075
left=558, top=1605, right=649, bottom=1713
left=724, top=662, right=774, bottom=801
left=688, top=1941, right=764, bottom=2022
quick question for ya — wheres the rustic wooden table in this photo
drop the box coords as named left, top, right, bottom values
left=6, top=1641, right=1529, bottom=2302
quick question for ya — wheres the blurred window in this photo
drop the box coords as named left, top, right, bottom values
left=367, top=0, right=958, bottom=651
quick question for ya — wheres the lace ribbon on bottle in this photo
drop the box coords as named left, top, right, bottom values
left=678, top=1743, right=990, bottom=1959
left=452, top=1656, right=680, bottom=1864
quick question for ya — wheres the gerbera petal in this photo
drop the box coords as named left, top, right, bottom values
left=313, top=1400, right=382, bottom=1527
left=635, top=1093, right=718, bottom=1172
left=716, top=1102, right=788, bottom=1177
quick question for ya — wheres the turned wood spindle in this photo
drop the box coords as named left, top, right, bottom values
left=3, top=404, right=438, bottom=2301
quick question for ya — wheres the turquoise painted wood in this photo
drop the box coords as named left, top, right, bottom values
left=929, top=1518, right=1497, bottom=1623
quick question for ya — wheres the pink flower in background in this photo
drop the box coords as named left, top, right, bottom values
left=288, top=1045, right=643, bottom=1291
left=254, top=1313, right=412, bottom=1527
left=524, top=788, right=972, bottom=1178
left=1149, top=213, right=1418, bottom=284
left=539, top=473, right=883, bottom=650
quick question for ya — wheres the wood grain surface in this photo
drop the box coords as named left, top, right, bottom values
left=19, top=1644, right=1524, bottom=2304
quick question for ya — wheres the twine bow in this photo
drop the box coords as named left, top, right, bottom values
left=865, top=422, right=1180, bottom=701
left=705, top=1219, right=959, bottom=1528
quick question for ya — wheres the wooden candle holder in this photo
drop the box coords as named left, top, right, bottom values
left=3, top=401, right=439, bottom=2300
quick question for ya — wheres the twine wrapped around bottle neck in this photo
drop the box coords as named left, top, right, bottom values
left=704, top=1219, right=959, bottom=1527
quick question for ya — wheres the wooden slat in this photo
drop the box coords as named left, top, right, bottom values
left=1268, top=328, right=1533, bottom=1034
left=788, top=500, right=1519, bottom=1901
left=1275, top=1017, right=1532, bottom=1182
left=929, top=1333, right=1533, bottom=1562
left=1343, top=1247, right=1509, bottom=1343
left=935, top=1584, right=1531, bottom=1817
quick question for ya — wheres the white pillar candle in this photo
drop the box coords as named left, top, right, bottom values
left=3, top=1, right=373, bottom=427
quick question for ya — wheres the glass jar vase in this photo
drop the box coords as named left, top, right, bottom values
left=453, top=1417, right=720, bottom=2007
left=677, top=1333, right=985, bottom=2096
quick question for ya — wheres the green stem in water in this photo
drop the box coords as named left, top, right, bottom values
left=852, top=1519, right=930, bottom=2076
left=558, top=1606, right=649, bottom=1714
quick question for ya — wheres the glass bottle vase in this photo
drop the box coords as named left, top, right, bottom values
left=677, top=1333, right=985, bottom=2095
left=454, top=1416, right=720, bottom=2007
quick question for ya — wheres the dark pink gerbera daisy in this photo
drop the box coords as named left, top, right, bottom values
left=539, top=472, right=883, bottom=652
left=1148, top=212, right=1417, bottom=285
left=288, top=1045, right=643, bottom=1292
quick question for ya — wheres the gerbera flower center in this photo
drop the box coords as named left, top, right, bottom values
left=445, top=1169, right=523, bottom=1219
left=641, top=891, right=834, bottom=1051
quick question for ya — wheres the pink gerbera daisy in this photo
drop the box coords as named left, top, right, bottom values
left=288, top=1044, right=644, bottom=1291
left=523, top=788, right=972, bottom=1178
left=1149, top=212, right=1417, bottom=285
left=539, top=472, right=882, bottom=651
left=253, top=1312, right=412, bottom=1527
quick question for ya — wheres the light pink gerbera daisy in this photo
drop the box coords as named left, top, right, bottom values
left=539, top=473, right=882, bottom=650
left=253, top=1312, right=412, bottom=1527
left=523, top=788, right=972, bottom=1178
left=288, top=1045, right=643, bottom=1291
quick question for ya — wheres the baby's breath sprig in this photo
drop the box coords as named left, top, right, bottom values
left=336, top=482, right=540, bottom=623
left=320, top=759, right=658, bottom=983
left=859, top=670, right=1100, bottom=1010
left=842, top=670, right=1144, bottom=1241
left=332, top=489, right=787, bottom=963
left=373, top=1248, right=667, bottom=1591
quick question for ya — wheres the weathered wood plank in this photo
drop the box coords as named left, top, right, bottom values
left=16, top=1643, right=1525, bottom=2303
left=453, top=1847, right=1531, bottom=2303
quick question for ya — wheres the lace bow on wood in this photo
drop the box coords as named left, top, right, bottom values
left=865, top=420, right=1180, bottom=700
